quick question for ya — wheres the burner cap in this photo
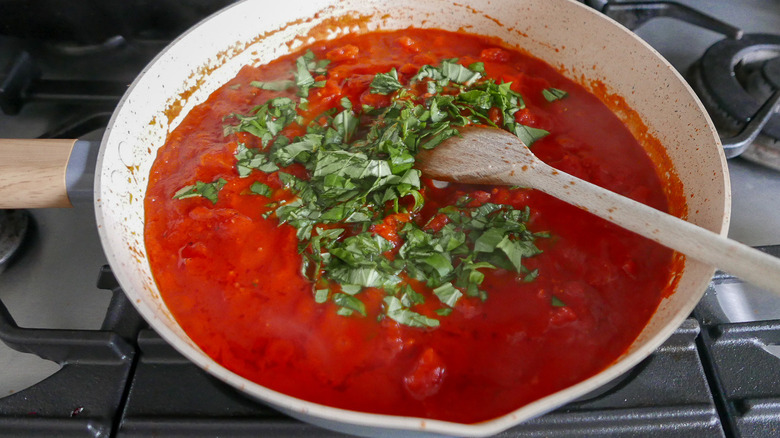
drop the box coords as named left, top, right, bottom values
left=0, top=210, right=29, bottom=273
left=692, top=33, right=780, bottom=138
left=689, top=33, right=780, bottom=166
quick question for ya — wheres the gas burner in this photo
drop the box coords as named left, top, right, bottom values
left=0, top=210, right=28, bottom=273
left=689, top=33, right=780, bottom=168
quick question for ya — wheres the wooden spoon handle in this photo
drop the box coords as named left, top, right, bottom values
left=523, top=161, right=780, bottom=294
left=0, top=138, right=77, bottom=208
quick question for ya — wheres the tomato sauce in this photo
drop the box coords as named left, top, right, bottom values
left=144, top=29, right=674, bottom=423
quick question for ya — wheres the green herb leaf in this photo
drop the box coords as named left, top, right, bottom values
left=412, top=64, right=445, bottom=83
left=272, top=134, right=321, bottom=166
left=399, top=285, right=425, bottom=307
left=433, top=282, right=462, bottom=307
left=542, top=87, right=568, bottom=102
left=173, top=178, right=227, bottom=204
left=551, top=295, right=566, bottom=307
left=340, top=284, right=362, bottom=295
left=509, top=123, right=550, bottom=147
left=524, top=268, right=540, bottom=283
left=473, top=227, right=505, bottom=253
left=333, top=109, right=359, bottom=143
left=422, top=252, right=454, bottom=277
left=370, top=68, right=403, bottom=94
left=435, top=308, right=453, bottom=316
left=384, top=296, right=440, bottom=328
left=468, top=62, right=486, bottom=74
left=223, top=97, right=298, bottom=142
left=250, top=80, right=294, bottom=91
left=249, top=182, right=272, bottom=197
left=496, top=236, right=529, bottom=272
left=235, top=144, right=279, bottom=176
left=440, top=59, right=482, bottom=85
left=294, top=50, right=329, bottom=97
left=314, top=288, right=329, bottom=303
left=294, top=61, right=316, bottom=96
left=329, top=266, right=400, bottom=288
left=301, top=49, right=331, bottom=75
left=333, top=292, right=367, bottom=316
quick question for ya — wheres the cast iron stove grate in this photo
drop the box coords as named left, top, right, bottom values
left=694, top=245, right=780, bottom=438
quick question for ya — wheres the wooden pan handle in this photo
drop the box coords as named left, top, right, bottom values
left=0, top=138, right=77, bottom=208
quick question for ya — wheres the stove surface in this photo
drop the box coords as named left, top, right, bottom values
left=1, top=0, right=780, bottom=436
left=631, top=0, right=780, bottom=246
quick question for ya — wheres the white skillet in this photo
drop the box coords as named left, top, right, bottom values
left=0, top=0, right=730, bottom=436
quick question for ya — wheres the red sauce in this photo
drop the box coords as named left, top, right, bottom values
left=145, top=29, right=674, bottom=423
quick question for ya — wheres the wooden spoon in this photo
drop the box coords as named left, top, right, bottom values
left=417, top=126, right=780, bottom=294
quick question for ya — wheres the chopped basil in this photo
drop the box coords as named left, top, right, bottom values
left=250, top=80, right=294, bottom=91
left=249, top=182, right=272, bottom=197
left=468, top=62, right=486, bottom=74
left=542, top=87, right=568, bottom=102
left=509, top=123, right=550, bottom=147
left=340, top=284, right=362, bottom=295
left=235, top=144, right=279, bottom=176
left=172, top=178, right=227, bottom=204
left=400, top=285, right=425, bottom=307
left=333, top=109, right=359, bottom=143
left=551, top=295, right=566, bottom=307
left=333, top=292, right=367, bottom=316
left=272, top=134, right=321, bottom=166
left=370, top=68, right=403, bottom=94
left=300, top=49, right=330, bottom=76
left=412, top=64, right=445, bottom=82
left=384, top=296, right=440, bottom=328
left=433, top=282, right=462, bottom=307
left=314, top=288, right=329, bottom=303
left=496, top=236, right=534, bottom=272
left=474, top=227, right=505, bottom=253
left=437, top=59, right=482, bottom=85
left=524, top=268, right=540, bottom=283
left=178, top=50, right=550, bottom=328
left=294, top=50, right=329, bottom=97
left=435, top=308, right=454, bottom=316
left=223, top=97, right=298, bottom=142
left=423, top=252, right=454, bottom=277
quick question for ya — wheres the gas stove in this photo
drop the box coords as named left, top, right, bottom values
left=1, top=1, right=779, bottom=436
